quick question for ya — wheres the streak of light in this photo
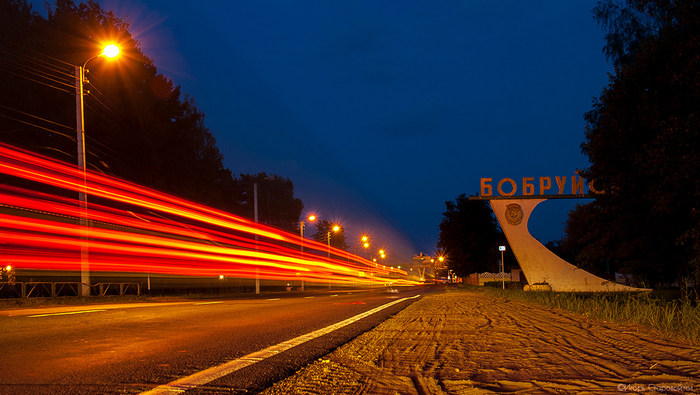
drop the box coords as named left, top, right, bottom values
left=0, top=143, right=417, bottom=285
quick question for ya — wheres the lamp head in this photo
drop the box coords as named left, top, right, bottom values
left=102, top=44, right=120, bottom=58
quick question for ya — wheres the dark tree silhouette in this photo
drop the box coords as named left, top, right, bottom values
left=0, top=0, right=304, bottom=230
left=437, top=194, right=505, bottom=277
left=568, top=0, right=700, bottom=286
left=233, top=173, right=303, bottom=233
left=311, top=219, right=348, bottom=251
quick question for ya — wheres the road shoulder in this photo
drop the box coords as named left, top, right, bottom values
left=263, top=288, right=700, bottom=394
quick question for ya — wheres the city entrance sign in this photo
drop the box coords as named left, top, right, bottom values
left=472, top=175, right=646, bottom=292
left=479, top=175, right=604, bottom=198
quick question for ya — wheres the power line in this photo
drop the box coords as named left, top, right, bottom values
left=0, top=65, right=73, bottom=94
left=0, top=113, right=76, bottom=142
left=0, top=104, right=74, bottom=131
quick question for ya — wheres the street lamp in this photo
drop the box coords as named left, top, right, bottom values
left=252, top=175, right=275, bottom=295
left=299, top=214, right=316, bottom=291
left=327, top=225, right=340, bottom=259
left=327, top=224, right=340, bottom=289
left=499, top=245, right=506, bottom=289
left=75, top=43, right=120, bottom=297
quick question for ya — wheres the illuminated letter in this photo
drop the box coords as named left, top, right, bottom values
left=539, top=177, right=551, bottom=195
left=497, top=178, right=516, bottom=197
left=480, top=178, right=492, bottom=197
left=555, top=176, right=566, bottom=195
left=589, top=179, right=605, bottom=194
left=523, top=177, right=534, bottom=196
left=572, top=175, right=584, bottom=194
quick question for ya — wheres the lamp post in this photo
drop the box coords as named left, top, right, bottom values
left=499, top=245, right=506, bottom=289
left=252, top=176, right=275, bottom=295
left=75, top=44, right=120, bottom=297
left=299, top=214, right=316, bottom=291
left=327, top=224, right=340, bottom=289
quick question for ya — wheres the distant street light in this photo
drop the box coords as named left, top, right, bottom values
left=299, top=214, right=316, bottom=291
left=75, top=43, right=120, bottom=297
left=327, top=225, right=341, bottom=259
left=499, top=245, right=506, bottom=289
left=327, top=224, right=340, bottom=289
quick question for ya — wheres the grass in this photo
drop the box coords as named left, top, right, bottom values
left=460, top=285, right=700, bottom=345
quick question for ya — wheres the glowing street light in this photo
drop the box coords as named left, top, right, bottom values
left=299, top=214, right=317, bottom=243
left=298, top=214, right=316, bottom=291
left=327, top=224, right=341, bottom=290
left=102, top=44, right=120, bottom=58
left=499, top=245, right=506, bottom=289
left=75, top=43, right=120, bottom=296
left=327, top=224, right=341, bottom=258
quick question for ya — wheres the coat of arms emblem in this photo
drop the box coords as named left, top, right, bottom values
left=505, top=203, right=523, bottom=225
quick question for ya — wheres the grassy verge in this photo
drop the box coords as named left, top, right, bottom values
left=458, top=285, right=700, bottom=345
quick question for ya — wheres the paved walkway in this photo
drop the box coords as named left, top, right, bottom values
left=264, top=288, right=700, bottom=394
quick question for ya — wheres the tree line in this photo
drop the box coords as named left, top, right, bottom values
left=0, top=0, right=303, bottom=233
left=438, top=0, right=699, bottom=288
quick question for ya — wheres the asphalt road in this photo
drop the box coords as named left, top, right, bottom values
left=0, top=285, right=435, bottom=394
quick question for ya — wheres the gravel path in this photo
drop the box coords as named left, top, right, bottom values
left=264, top=289, right=700, bottom=394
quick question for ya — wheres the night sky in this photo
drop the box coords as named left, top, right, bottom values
left=98, top=0, right=611, bottom=263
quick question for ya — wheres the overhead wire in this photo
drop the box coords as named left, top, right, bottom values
left=0, top=113, right=76, bottom=142
left=0, top=45, right=123, bottom=171
left=0, top=104, right=74, bottom=132
left=0, top=46, right=75, bottom=78
left=0, top=66, right=73, bottom=94
left=0, top=56, right=74, bottom=88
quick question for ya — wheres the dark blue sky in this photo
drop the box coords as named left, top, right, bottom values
left=101, top=0, right=611, bottom=263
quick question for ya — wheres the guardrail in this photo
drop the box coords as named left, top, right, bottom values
left=0, top=282, right=141, bottom=298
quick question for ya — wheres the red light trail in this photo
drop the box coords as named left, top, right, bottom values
left=0, top=144, right=415, bottom=286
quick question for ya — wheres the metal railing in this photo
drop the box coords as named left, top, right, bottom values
left=0, top=282, right=140, bottom=298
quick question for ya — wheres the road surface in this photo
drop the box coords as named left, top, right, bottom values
left=0, top=286, right=430, bottom=394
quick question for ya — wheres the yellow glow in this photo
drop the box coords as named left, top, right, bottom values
left=307, top=214, right=316, bottom=221
left=332, top=225, right=340, bottom=232
left=379, top=249, right=384, bottom=255
left=363, top=242, right=369, bottom=248
left=361, top=235, right=368, bottom=242
left=102, top=44, right=120, bottom=58
left=218, top=274, right=224, bottom=280
left=5, top=265, right=11, bottom=271
left=438, top=256, right=445, bottom=262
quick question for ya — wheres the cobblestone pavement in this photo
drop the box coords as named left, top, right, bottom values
left=264, top=288, right=700, bottom=394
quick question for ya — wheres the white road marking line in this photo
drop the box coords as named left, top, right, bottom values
left=140, top=294, right=421, bottom=394
left=28, top=309, right=106, bottom=318
left=193, top=301, right=223, bottom=305
left=267, top=298, right=280, bottom=301
left=330, top=294, right=338, bottom=297
left=304, top=296, right=315, bottom=299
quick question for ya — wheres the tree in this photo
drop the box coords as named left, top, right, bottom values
left=571, top=0, right=700, bottom=286
left=311, top=219, right=348, bottom=250
left=437, top=194, right=503, bottom=277
left=0, top=1, right=305, bottom=226
left=233, top=173, right=304, bottom=233
left=1, top=1, right=233, bottom=204
left=560, top=202, right=616, bottom=279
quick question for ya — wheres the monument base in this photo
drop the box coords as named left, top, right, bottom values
left=490, top=199, right=647, bottom=292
